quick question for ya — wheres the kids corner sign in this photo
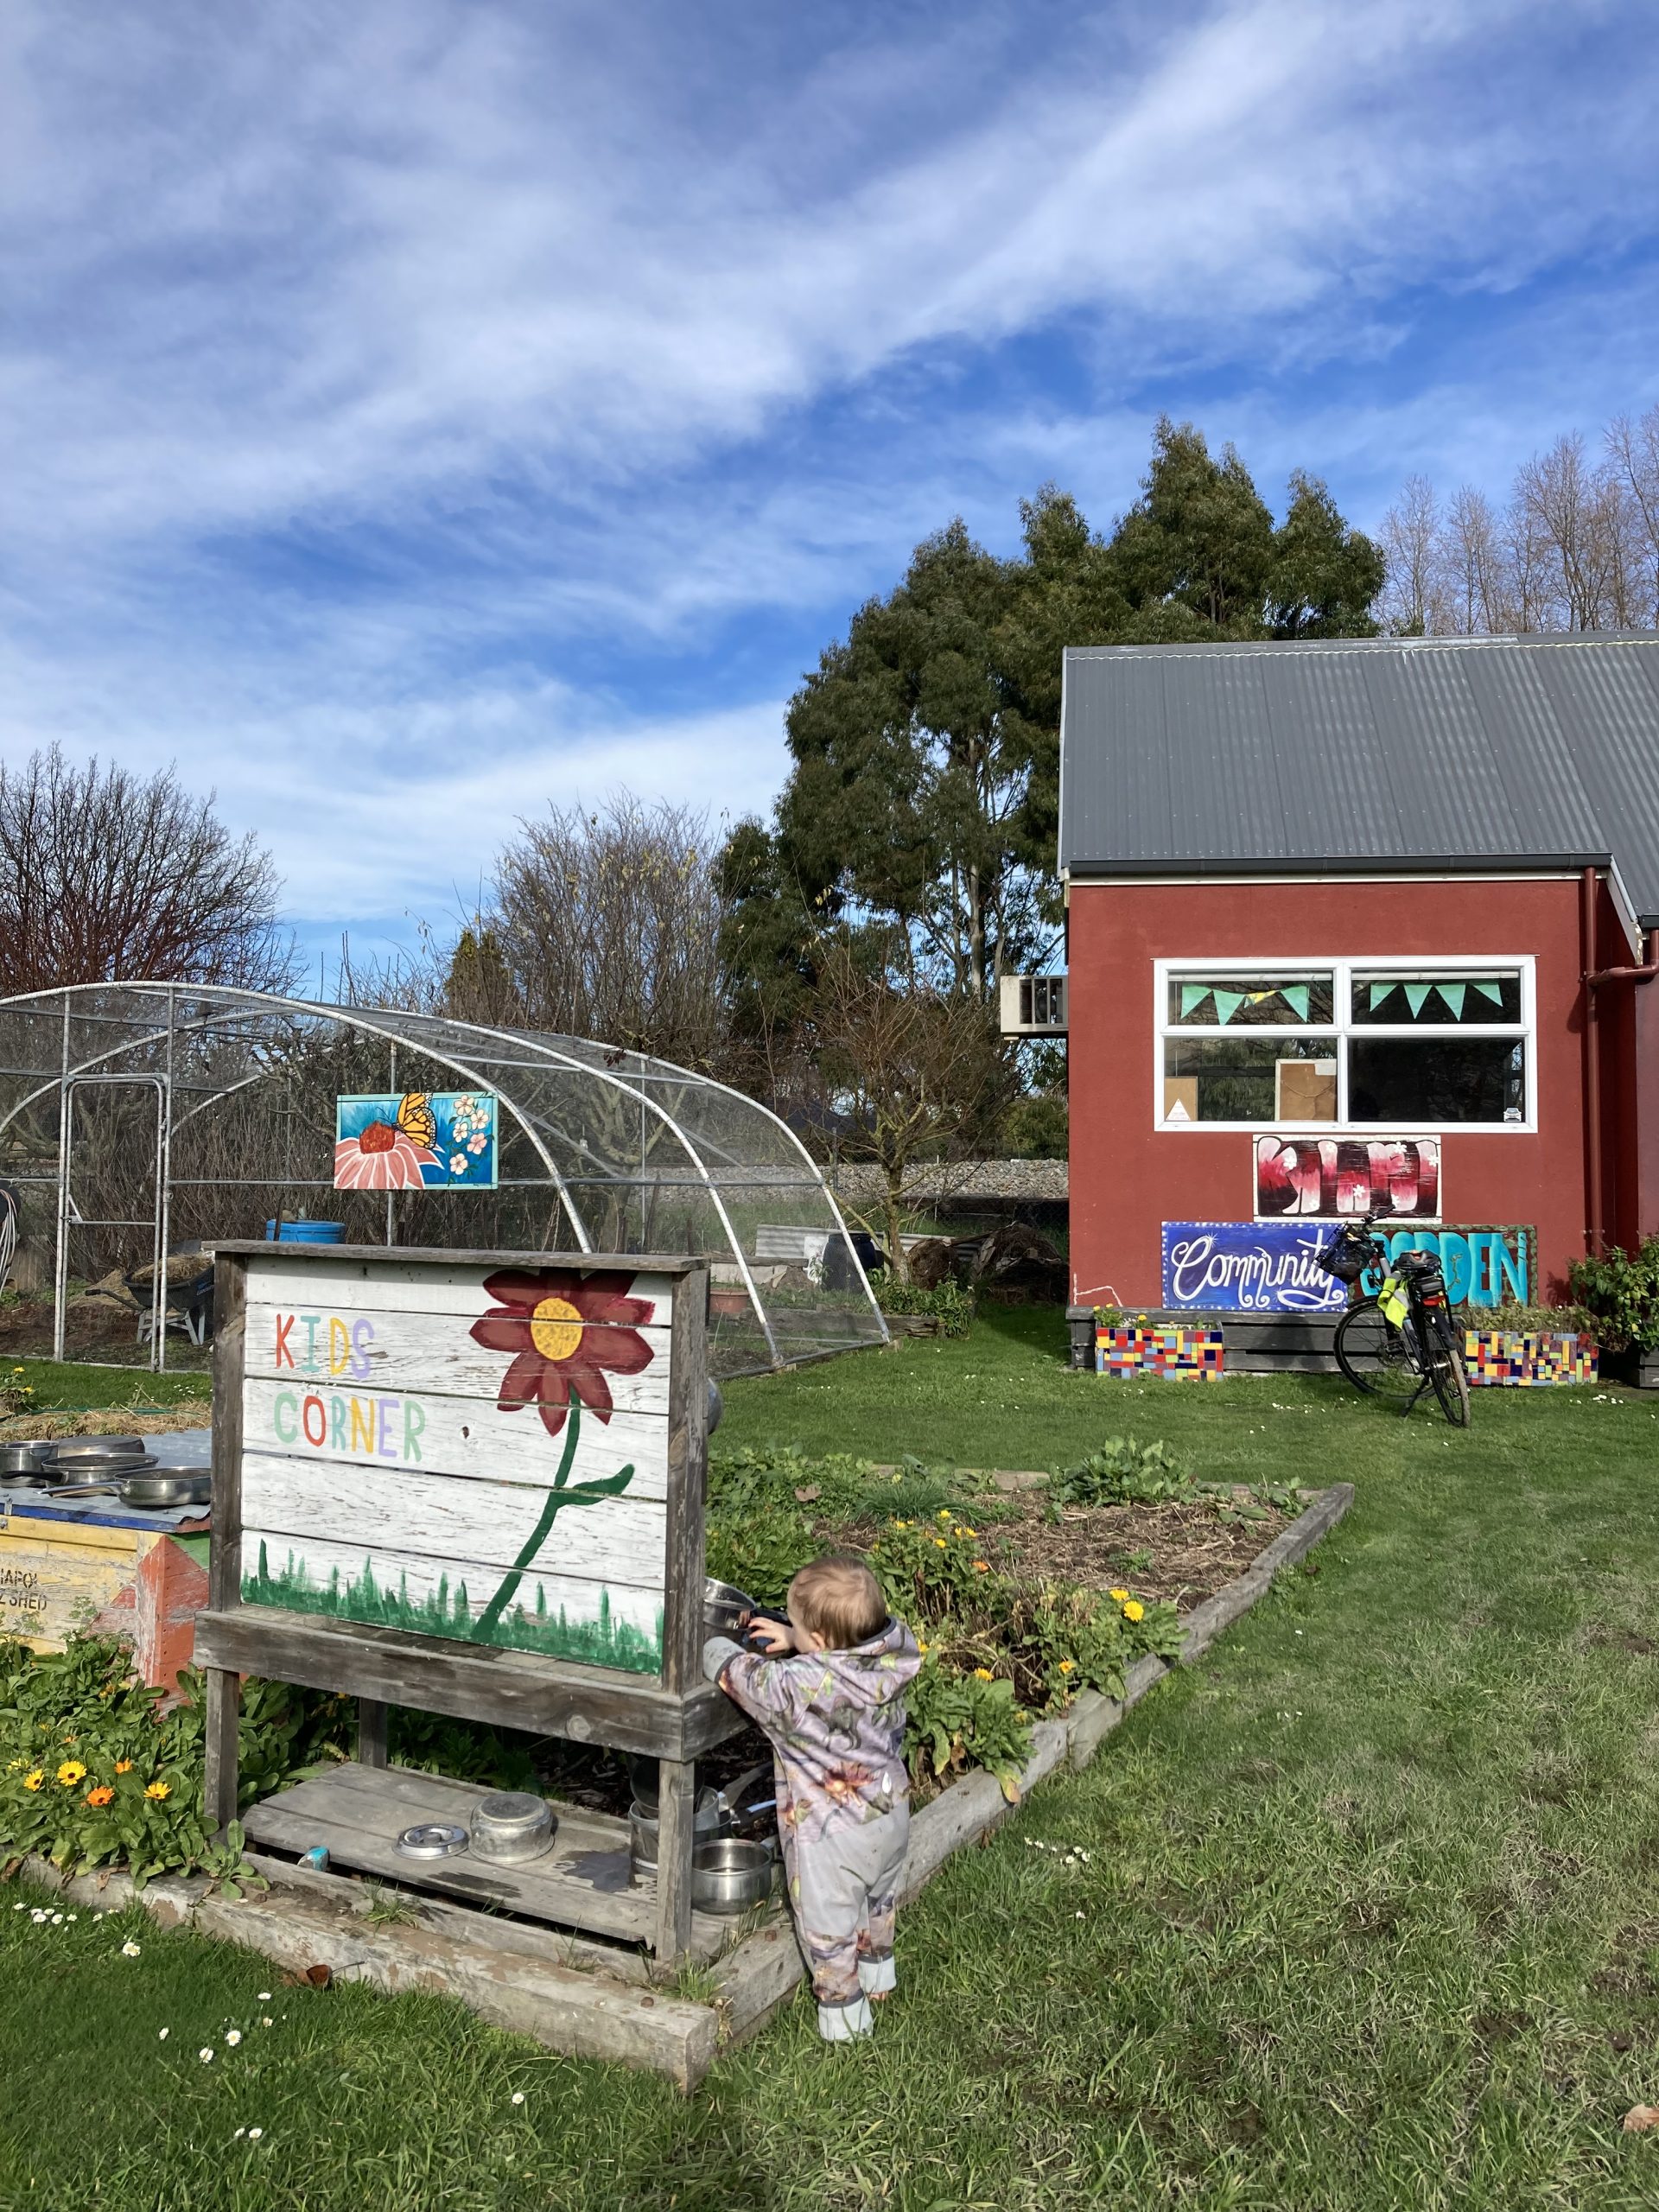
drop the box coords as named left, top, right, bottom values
left=1161, top=1220, right=1532, bottom=1313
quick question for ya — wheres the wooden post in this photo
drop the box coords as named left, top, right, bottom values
left=656, top=1266, right=709, bottom=1966
left=205, top=1251, right=249, bottom=1833
left=204, top=1668, right=240, bottom=1834
left=357, top=1698, right=390, bottom=1769
left=655, top=1756, right=696, bottom=1967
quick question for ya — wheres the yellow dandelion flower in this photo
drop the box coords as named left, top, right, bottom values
left=1108, top=1587, right=1129, bottom=1603
left=973, top=1667, right=995, bottom=1681
left=144, top=1781, right=170, bottom=1802
left=1058, top=1658, right=1076, bottom=1674
left=1122, top=1600, right=1145, bottom=1624
left=961, top=1527, right=977, bottom=1539
left=938, top=1510, right=950, bottom=1520
left=22, top=1770, right=44, bottom=1792
left=934, top=1538, right=947, bottom=1548
left=56, top=1760, right=86, bottom=1787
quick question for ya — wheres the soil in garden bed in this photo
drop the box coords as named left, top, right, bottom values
left=829, top=1487, right=1294, bottom=1614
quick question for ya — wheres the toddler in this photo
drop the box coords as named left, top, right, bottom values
left=702, top=1553, right=920, bottom=2043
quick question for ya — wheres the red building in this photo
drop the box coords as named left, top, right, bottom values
left=1053, top=636, right=1659, bottom=1316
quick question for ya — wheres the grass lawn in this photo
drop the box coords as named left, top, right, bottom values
left=5, top=1353, right=212, bottom=1417
left=8, top=1310, right=1659, bottom=2208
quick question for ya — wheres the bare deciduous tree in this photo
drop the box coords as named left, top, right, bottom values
left=0, top=747, right=295, bottom=995
left=1378, top=475, right=1445, bottom=633
left=810, top=936, right=1013, bottom=1279
left=492, top=795, right=727, bottom=1068
left=1606, top=408, right=1659, bottom=628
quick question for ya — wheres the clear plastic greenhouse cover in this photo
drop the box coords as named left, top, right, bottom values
left=0, top=983, right=888, bottom=1376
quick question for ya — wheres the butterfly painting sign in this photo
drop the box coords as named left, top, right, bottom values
left=334, top=1092, right=499, bottom=1191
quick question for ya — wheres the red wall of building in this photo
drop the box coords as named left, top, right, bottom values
left=1066, top=875, right=1605, bottom=1310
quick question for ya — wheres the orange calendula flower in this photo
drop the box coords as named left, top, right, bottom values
left=114, top=1760, right=134, bottom=1776
left=85, top=1786, right=115, bottom=1808
left=56, top=1760, right=86, bottom=1787
left=972, top=1560, right=989, bottom=1573
left=144, top=1781, right=171, bottom=1802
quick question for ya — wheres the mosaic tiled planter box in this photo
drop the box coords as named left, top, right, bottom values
left=1096, top=1324, right=1225, bottom=1380
left=1462, top=1330, right=1599, bottom=1387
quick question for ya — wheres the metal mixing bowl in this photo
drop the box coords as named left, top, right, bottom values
left=690, top=1837, right=776, bottom=1916
left=468, top=1791, right=556, bottom=1864
left=703, top=1577, right=755, bottom=1637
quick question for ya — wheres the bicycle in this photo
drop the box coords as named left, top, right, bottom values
left=1319, top=1211, right=1471, bottom=1427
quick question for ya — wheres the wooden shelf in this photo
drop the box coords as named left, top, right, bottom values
left=242, top=1761, right=751, bottom=1962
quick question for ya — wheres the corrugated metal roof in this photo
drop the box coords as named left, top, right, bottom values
left=1059, top=634, right=1659, bottom=922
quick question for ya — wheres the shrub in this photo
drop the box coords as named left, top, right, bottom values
left=1567, top=1236, right=1659, bottom=1351
left=904, top=1655, right=1032, bottom=1799
left=1050, top=1437, right=1196, bottom=1508
left=0, top=1365, right=38, bottom=1420
left=878, top=1276, right=976, bottom=1337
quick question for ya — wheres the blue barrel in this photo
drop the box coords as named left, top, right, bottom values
left=264, top=1221, right=346, bottom=1243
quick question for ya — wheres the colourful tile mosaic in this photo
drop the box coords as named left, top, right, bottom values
left=1462, top=1330, right=1599, bottom=1388
left=1096, top=1325, right=1226, bottom=1380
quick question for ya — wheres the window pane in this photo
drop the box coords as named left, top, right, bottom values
left=1347, top=1038, right=1525, bottom=1122
left=1166, top=974, right=1332, bottom=1027
left=1163, top=1037, right=1338, bottom=1122
left=1351, top=971, right=1522, bottom=1025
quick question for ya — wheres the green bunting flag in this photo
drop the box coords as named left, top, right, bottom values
left=1180, top=983, right=1210, bottom=1019
left=1212, top=990, right=1244, bottom=1027
left=1436, top=982, right=1466, bottom=1020
left=1403, top=982, right=1432, bottom=1018
left=1280, top=984, right=1310, bottom=1021
left=1369, top=982, right=1394, bottom=1012
left=1471, top=979, right=1505, bottom=1007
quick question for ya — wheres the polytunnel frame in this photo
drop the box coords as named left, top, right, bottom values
left=0, top=982, right=889, bottom=1374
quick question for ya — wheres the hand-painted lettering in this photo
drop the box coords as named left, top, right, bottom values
left=328, top=1317, right=352, bottom=1376
left=377, top=1398, right=400, bottom=1459
left=274, top=1314, right=296, bottom=1370
left=350, top=1317, right=375, bottom=1380
left=403, top=1401, right=425, bottom=1462
left=302, top=1315, right=321, bottom=1371
left=349, top=1397, right=375, bottom=1455
left=302, top=1394, right=327, bottom=1447
left=330, top=1395, right=347, bottom=1449
left=272, top=1389, right=298, bottom=1445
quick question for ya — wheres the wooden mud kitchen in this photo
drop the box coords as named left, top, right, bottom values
left=194, top=1243, right=748, bottom=1974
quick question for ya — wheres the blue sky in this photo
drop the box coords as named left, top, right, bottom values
left=3, top=0, right=1657, bottom=973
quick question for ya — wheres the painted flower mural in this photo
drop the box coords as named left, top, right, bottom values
left=470, top=1268, right=655, bottom=1438
left=334, top=1116, right=438, bottom=1190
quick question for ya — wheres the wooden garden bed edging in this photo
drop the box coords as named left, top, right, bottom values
left=9, top=1480, right=1354, bottom=2091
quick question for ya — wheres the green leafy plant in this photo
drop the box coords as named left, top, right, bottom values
left=0, top=1635, right=351, bottom=1888
left=705, top=1502, right=816, bottom=1609
left=1565, top=1238, right=1659, bottom=1351
left=877, top=1277, right=977, bottom=1338
left=904, top=1652, right=1032, bottom=1801
left=1050, top=1437, right=1196, bottom=1507
left=0, top=1365, right=38, bottom=1421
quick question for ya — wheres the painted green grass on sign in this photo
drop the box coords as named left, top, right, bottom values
left=243, top=1542, right=663, bottom=1675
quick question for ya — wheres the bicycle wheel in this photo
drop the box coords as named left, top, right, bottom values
left=1334, top=1297, right=1420, bottom=1400
left=1427, top=1333, right=1471, bottom=1427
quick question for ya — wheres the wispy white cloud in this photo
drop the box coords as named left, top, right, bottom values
left=1, top=0, right=1656, bottom=939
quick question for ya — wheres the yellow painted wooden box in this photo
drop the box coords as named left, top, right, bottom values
left=0, top=1501, right=210, bottom=1687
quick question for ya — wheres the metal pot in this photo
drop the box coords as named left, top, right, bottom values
left=703, top=1578, right=756, bottom=1637
left=0, top=1445, right=46, bottom=1478
left=43, top=1434, right=147, bottom=1460
left=468, top=1791, right=556, bottom=1865
left=626, top=1794, right=725, bottom=1879
left=48, top=1468, right=209, bottom=1510
left=691, top=1837, right=776, bottom=1916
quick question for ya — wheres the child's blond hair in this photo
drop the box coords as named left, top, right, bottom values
left=788, top=1554, right=887, bottom=1649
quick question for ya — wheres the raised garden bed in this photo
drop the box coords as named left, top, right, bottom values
left=12, top=1480, right=1354, bottom=2088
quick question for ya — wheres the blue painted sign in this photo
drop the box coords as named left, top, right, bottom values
left=1160, top=1222, right=1531, bottom=1313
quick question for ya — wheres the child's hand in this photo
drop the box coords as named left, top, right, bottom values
left=747, top=1618, right=795, bottom=1655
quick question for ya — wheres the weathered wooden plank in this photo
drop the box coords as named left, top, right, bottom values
left=243, top=1300, right=674, bottom=1414
left=191, top=1606, right=748, bottom=1759
left=661, top=1264, right=708, bottom=1700
left=357, top=1698, right=388, bottom=1768
left=209, top=1253, right=247, bottom=1616
left=241, top=1456, right=667, bottom=1583
left=239, top=1257, right=677, bottom=1321
left=240, top=1528, right=665, bottom=1668
left=238, top=1377, right=668, bottom=1491
left=655, top=1758, right=696, bottom=1964
left=1224, top=1353, right=1339, bottom=1374
left=269, top=1760, right=628, bottom=1858
left=1179, top=1483, right=1353, bottom=1660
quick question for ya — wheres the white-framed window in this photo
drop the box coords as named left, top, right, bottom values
left=1153, top=957, right=1535, bottom=1133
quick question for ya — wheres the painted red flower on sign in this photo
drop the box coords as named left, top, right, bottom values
left=469, top=1268, right=655, bottom=1438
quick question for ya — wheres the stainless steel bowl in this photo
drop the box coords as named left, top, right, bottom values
left=691, top=1837, right=776, bottom=1916
left=703, top=1577, right=755, bottom=1637
left=44, top=1434, right=147, bottom=1459
left=468, top=1791, right=556, bottom=1864
left=395, top=1821, right=469, bottom=1859
left=626, top=1794, right=724, bottom=1879
left=0, top=1444, right=45, bottom=1477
